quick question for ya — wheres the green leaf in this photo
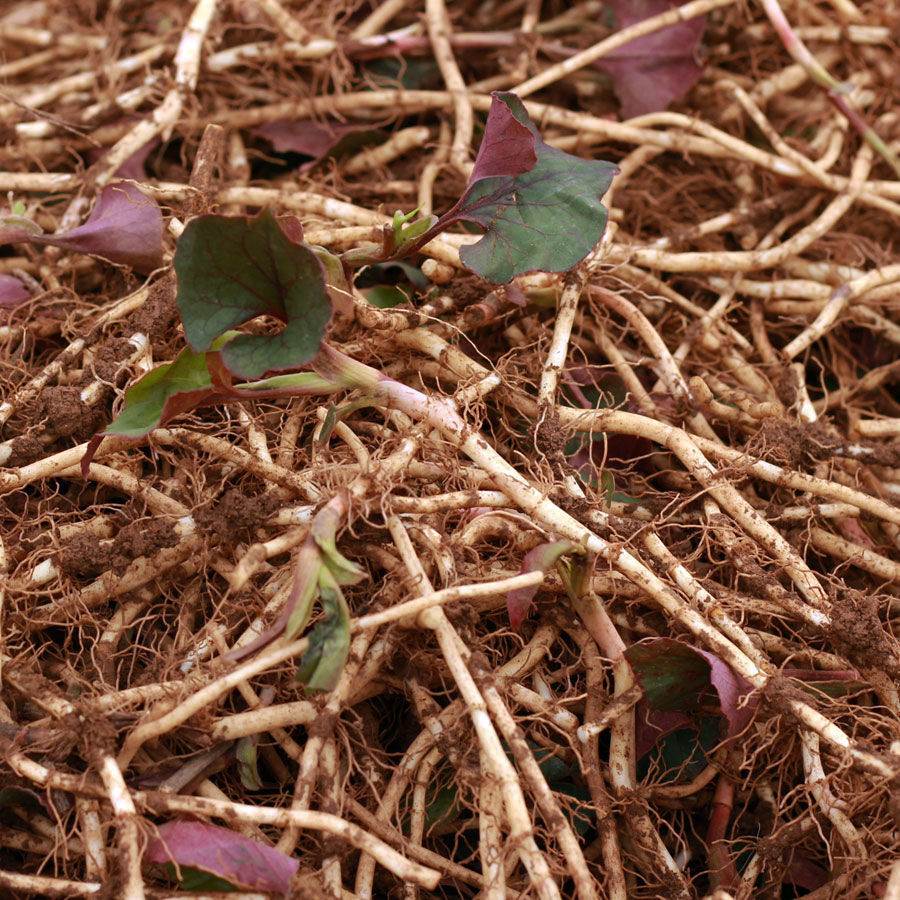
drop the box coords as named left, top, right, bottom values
left=600, top=470, right=616, bottom=505
left=311, top=497, right=366, bottom=586
left=392, top=209, right=437, bottom=251
left=362, top=56, right=442, bottom=91
left=162, top=864, right=239, bottom=893
left=296, top=570, right=351, bottom=693
left=174, top=209, right=333, bottom=380
left=284, top=539, right=322, bottom=641
left=625, top=640, right=711, bottom=712
left=424, top=784, right=461, bottom=829
left=428, top=93, right=617, bottom=283
left=637, top=717, right=721, bottom=784
left=102, top=343, right=219, bottom=439
left=235, top=737, right=263, bottom=791
left=364, top=284, right=408, bottom=308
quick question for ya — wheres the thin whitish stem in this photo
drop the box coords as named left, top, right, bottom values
left=783, top=264, right=900, bottom=359
left=425, top=0, right=474, bottom=175
left=275, top=630, right=376, bottom=854
left=756, top=0, right=900, bottom=176
left=387, top=516, right=561, bottom=900
left=539, top=273, right=585, bottom=407
left=352, top=571, right=543, bottom=631
left=344, top=126, right=432, bottom=175
left=799, top=730, right=867, bottom=858
left=406, top=745, right=442, bottom=900
left=98, top=757, right=144, bottom=900
left=0, top=872, right=100, bottom=896
left=577, top=634, right=627, bottom=900
left=252, top=0, right=309, bottom=42
left=116, top=637, right=309, bottom=770
left=77, top=799, right=107, bottom=882
left=351, top=0, right=411, bottom=38
left=478, top=747, right=507, bottom=900
left=472, top=658, right=600, bottom=900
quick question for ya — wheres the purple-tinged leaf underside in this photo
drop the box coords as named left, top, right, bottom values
left=174, top=209, right=333, bottom=380
left=252, top=119, right=381, bottom=170
left=145, top=820, right=298, bottom=894
left=0, top=182, right=163, bottom=272
left=507, top=539, right=574, bottom=629
left=599, top=0, right=707, bottom=118
left=0, top=274, right=31, bottom=309
left=625, top=638, right=758, bottom=756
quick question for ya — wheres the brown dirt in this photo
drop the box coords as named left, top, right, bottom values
left=58, top=517, right=178, bottom=579
left=828, top=589, right=900, bottom=677
left=194, top=488, right=281, bottom=547
left=40, top=385, right=108, bottom=441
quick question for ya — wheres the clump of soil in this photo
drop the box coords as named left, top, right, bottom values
left=828, top=589, right=900, bottom=676
left=128, top=273, right=178, bottom=343
left=58, top=518, right=179, bottom=579
left=194, top=488, right=280, bottom=546
left=743, top=418, right=840, bottom=469
left=40, top=386, right=107, bottom=441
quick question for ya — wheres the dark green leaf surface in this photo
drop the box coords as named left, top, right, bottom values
left=296, top=571, right=351, bottom=692
left=175, top=209, right=332, bottom=379
left=447, top=93, right=617, bottom=283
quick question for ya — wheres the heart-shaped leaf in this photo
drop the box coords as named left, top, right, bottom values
left=146, top=820, right=298, bottom=894
left=175, top=210, right=333, bottom=380
left=599, top=0, right=707, bottom=118
left=0, top=182, right=163, bottom=272
left=414, top=93, right=617, bottom=283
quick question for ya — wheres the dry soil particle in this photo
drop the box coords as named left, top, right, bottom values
left=127, top=273, right=178, bottom=343
left=827, top=588, right=899, bottom=676
left=83, top=336, right=135, bottom=384
left=40, top=385, right=108, bottom=441
left=57, top=532, right=114, bottom=579
left=743, top=418, right=841, bottom=469
left=58, top=517, right=179, bottom=579
left=194, top=487, right=280, bottom=546
left=5, top=433, right=46, bottom=467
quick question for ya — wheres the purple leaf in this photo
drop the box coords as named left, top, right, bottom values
left=785, top=854, right=829, bottom=891
left=507, top=540, right=574, bottom=629
left=0, top=183, right=164, bottom=272
left=599, top=0, right=707, bottom=118
left=625, top=638, right=758, bottom=755
left=694, top=647, right=756, bottom=738
left=45, top=182, right=164, bottom=271
left=87, top=135, right=159, bottom=180
left=635, top=707, right=692, bottom=760
left=469, top=97, right=537, bottom=181
left=0, top=274, right=31, bottom=309
left=146, top=820, right=298, bottom=894
left=252, top=119, right=380, bottom=170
